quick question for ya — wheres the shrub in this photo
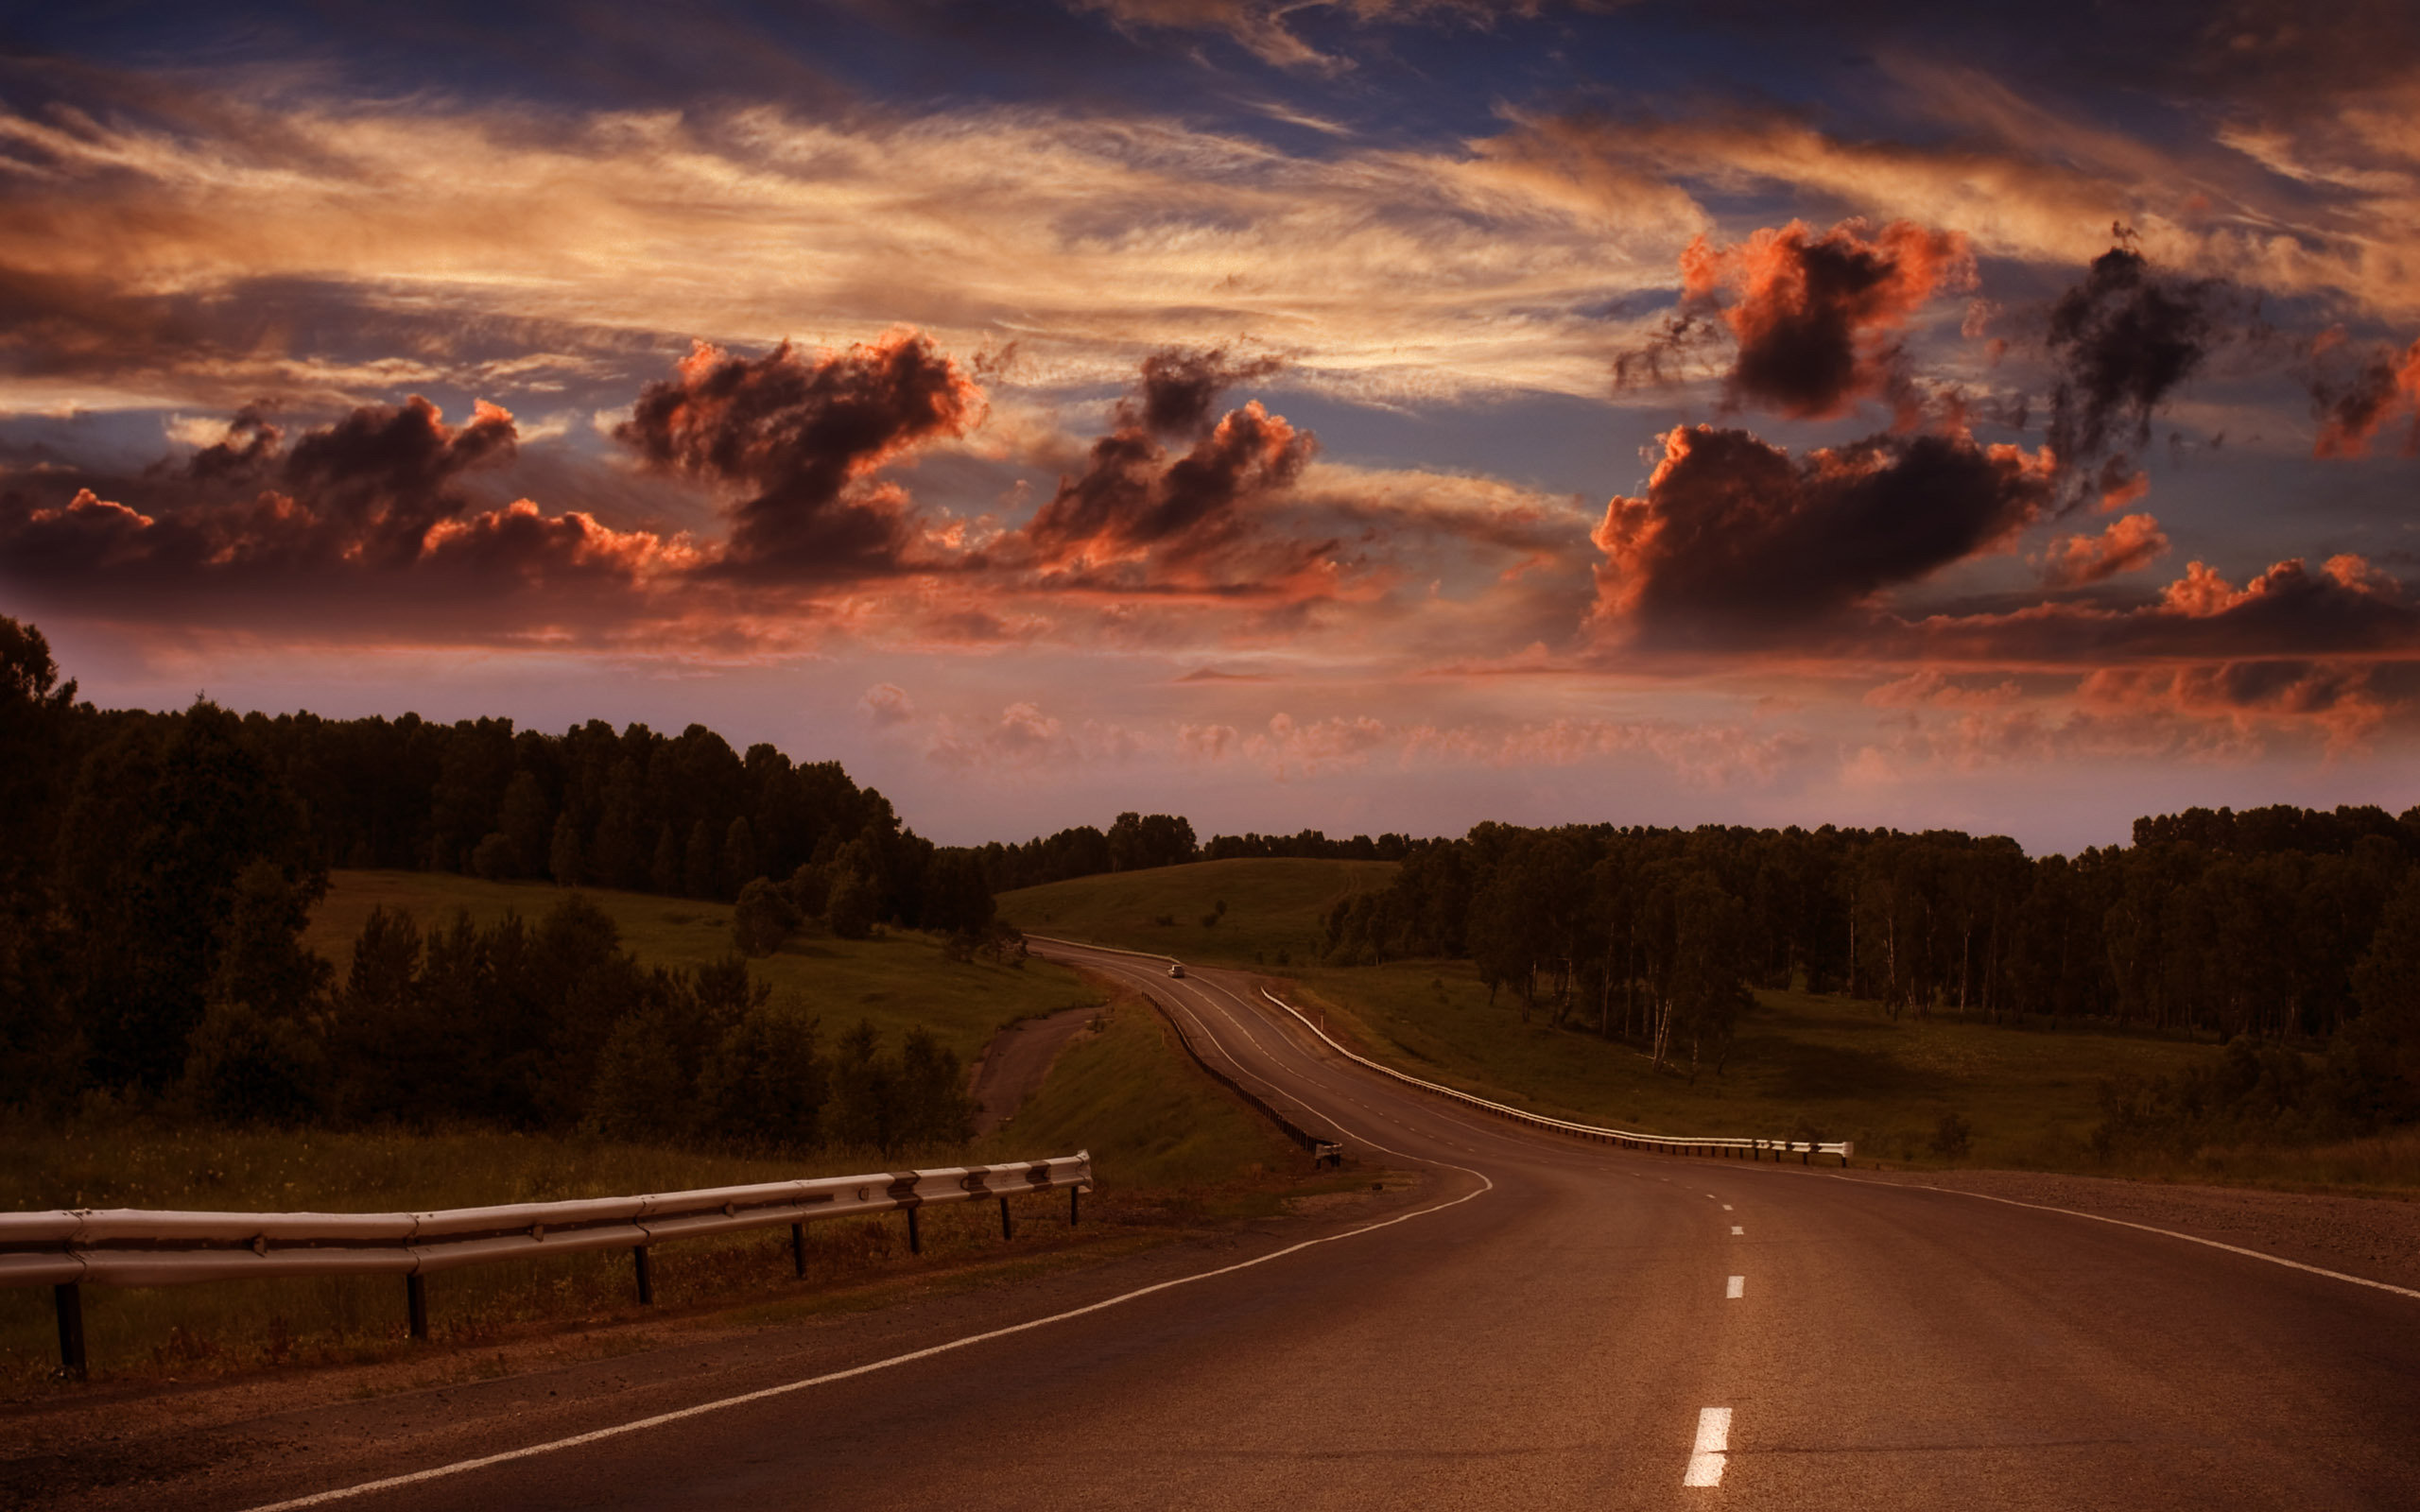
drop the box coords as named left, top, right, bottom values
left=181, top=1000, right=324, bottom=1125
left=1928, top=1110, right=1973, bottom=1159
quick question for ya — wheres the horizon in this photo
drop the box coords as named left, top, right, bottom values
left=10, top=3, right=2420, bottom=857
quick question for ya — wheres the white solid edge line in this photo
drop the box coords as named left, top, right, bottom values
left=246, top=981, right=1499, bottom=1512
left=1725, top=1275, right=1745, bottom=1298
left=1852, top=1177, right=2420, bottom=1302
left=1684, top=1405, right=1732, bottom=1486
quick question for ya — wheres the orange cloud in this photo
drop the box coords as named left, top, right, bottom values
left=1646, top=218, right=1973, bottom=420
left=2040, top=512, right=2169, bottom=588
left=2310, top=335, right=2420, bottom=456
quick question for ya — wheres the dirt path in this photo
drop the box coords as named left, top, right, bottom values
left=970, top=1005, right=1100, bottom=1133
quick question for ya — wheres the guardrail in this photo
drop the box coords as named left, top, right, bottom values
left=1259, top=988, right=1853, bottom=1167
left=4, top=1152, right=1091, bottom=1380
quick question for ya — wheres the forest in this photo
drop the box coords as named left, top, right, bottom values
left=7, top=609, right=2417, bottom=1155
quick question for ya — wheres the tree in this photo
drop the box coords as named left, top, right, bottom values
left=57, top=702, right=319, bottom=1091
left=652, top=822, right=683, bottom=895
left=499, top=769, right=551, bottom=875
left=734, top=877, right=801, bottom=956
left=720, top=816, right=757, bottom=901
left=828, top=868, right=878, bottom=940
left=699, top=1003, right=829, bottom=1147
left=548, top=811, right=585, bottom=886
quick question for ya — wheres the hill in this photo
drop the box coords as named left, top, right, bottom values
left=998, top=856, right=1396, bottom=969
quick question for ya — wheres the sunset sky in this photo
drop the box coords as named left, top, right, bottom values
left=6, top=1, right=2420, bottom=853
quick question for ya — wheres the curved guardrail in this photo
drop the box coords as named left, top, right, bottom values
left=1258, top=988, right=1852, bottom=1165
left=5, top=1153, right=1090, bottom=1379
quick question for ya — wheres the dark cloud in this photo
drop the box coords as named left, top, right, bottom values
left=1131, top=347, right=1285, bottom=440
left=2044, top=242, right=2238, bottom=498
left=1591, top=422, right=2053, bottom=648
left=614, top=333, right=984, bottom=579
left=2308, top=334, right=2420, bottom=458
left=1025, top=351, right=1317, bottom=579
left=1617, top=219, right=1971, bottom=421
left=0, top=398, right=681, bottom=636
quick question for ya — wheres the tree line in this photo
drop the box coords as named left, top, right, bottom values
left=1316, top=816, right=2420, bottom=1131
left=0, top=617, right=985, bottom=1140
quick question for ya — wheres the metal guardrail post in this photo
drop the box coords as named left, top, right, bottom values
left=907, top=1205, right=922, bottom=1256
left=632, top=1246, right=653, bottom=1305
left=54, top=1282, right=85, bottom=1380
left=1069, top=1186, right=1080, bottom=1227
left=791, top=1222, right=807, bottom=1278
left=406, top=1274, right=428, bottom=1341
left=999, top=1196, right=1013, bottom=1241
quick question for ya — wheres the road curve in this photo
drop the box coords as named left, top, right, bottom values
left=224, top=942, right=2420, bottom=1510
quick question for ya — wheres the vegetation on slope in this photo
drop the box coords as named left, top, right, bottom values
left=1002, top=856, right=1395, bottom=970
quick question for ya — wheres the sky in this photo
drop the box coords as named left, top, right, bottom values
left=6, top=0, right=2420, bottom=854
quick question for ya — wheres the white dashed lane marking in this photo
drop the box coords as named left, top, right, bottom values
left=1684, top=1407, right=1732, bottom=1486
left=1730, top=1226, right=1743, bottom=1235
left=1725, top=1275, right=1745, bottom=1299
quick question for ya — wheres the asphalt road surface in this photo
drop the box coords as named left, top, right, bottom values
left=224, top=941, right=2420, bottom=1510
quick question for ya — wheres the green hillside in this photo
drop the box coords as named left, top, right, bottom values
left=310, top=870, right=1101, bottom=1063
left=1000, top=856, right=1396, bottom=968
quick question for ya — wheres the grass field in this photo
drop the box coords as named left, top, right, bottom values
left=309, top=870, right=1102, bottom=1063
left=1285, top=962, right=2222, bottom=1170
left=0, top=984, right=1307, bottom=1390
left=999, top=856, right=1396, bottom=970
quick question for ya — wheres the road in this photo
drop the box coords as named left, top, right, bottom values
left=220, top=942, right=2420, bottom=1510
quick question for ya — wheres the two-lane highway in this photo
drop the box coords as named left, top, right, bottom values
left=218, top=940, right=2420, bottom=1510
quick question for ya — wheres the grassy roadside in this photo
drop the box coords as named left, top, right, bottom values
left=309, top=870, right=1103, bottom=1062
left=0, top=987, right=1316, bottom=1393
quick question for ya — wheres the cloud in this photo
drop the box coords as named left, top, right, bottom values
left=2078, top=660, right=2392, bottom=754
left=1132, top=347, right=1285, bottom=439
left=1398, top=716, right=1811, bottom=788
left=615, top=334, right=983, bottom=579
left=1904, top=554, right=2420, bottom=666
left=2309, top=333, right=2420, bottom=456
left=1244, top=711, right=1389, bottom=779
left=1068, top=0, right=1535, bottom=70
left=923, top=700, right=1147, bottom=771
left=2044, top=243, right=2238, bottom=497
left=0, top=86, right=1707, bottom=411
left=0, top=397, right=702, bottom=636
left=2039, top=512, right=2170, bottom=588
left=858, top=682, right=916, bottom=726
left=1619, top=218, right=1972, bottom=421
left=1020, top=349, right=1325, bottom=591
left=1589, top=422, right=2053, bottom=648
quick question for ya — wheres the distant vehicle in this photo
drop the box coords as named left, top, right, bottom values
left=1167, top=963, right=1184, bottom=978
